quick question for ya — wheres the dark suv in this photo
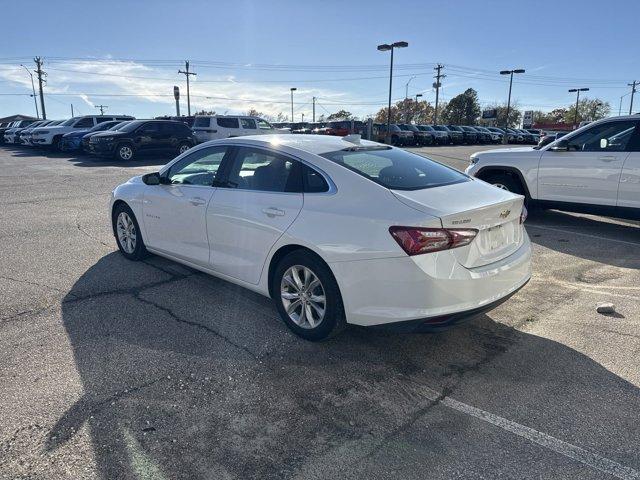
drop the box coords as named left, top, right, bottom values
left=89, top=120, right=196, bottom=161
left=325, top=120, right=366, bottom=136
left=449, top=125, right=477, bottom=144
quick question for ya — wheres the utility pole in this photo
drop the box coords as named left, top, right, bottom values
left=71, top=104, right=74, bottom=117
left=290, top=87, right=297, bottom=122
left=34, top=57, right=46, bottom=120
left=178, top=60, right=196, bottom=116
left=433, top=64, right=445, bottom=125
left=95, top=105, right=108, bottom=115
left=628, top=81, right=637, bottom=115
left=301, top=113, right=305, bottom=122
left=312, top=96, right=316, bottom=122
left=20, top=65, right=39, bottom=119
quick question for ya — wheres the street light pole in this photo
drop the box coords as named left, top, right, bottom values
left=405, top=76, right=416, bottom=99
left=20, top=65, right=39, bottom=119
left=568, top=88, right=589, bottom=128
left=290, top=87, right=297, bottom=122
left=500, top=69, right=525, bottom=144
left=378, top=41, right=408, bottom=143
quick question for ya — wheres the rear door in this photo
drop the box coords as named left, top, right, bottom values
left=538, top=120, right=636, bottom=206
left=240, top=118, right=258, bottom=136
left=617, top=123, right=640, bottom=210
left=207, top=146, right=304, bottom=284
left=142, top=145, right=229, bottom=266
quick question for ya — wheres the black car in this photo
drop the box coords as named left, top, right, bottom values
left=430, top=125, right=453, bottom=144
left=468, top=126, right=490, bottom=144
left=398, top=124, right=434, bottom=146
left=448, top=125, right=475, bottom=144
left=89, top=120, right=196, bottom=161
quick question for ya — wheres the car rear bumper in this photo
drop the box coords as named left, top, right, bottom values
left=330, top=234, right=531, bottom=328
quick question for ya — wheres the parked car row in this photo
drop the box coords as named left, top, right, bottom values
left=1, top=115, right=199, bottom=161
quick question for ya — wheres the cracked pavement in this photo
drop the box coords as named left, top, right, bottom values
left=0, top=145, right=639, bottom=479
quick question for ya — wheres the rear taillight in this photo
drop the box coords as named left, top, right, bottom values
left=389, top=227, right=478, bottom=256
left=520, top=205, right=528, bottom=224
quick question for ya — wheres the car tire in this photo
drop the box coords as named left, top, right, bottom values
left=272, top=250, right=346, bottom=341
left=391, top=135, right=399, bottom=146
left=112, top=203, right=148, bottom=261
left=483, top=173, right=525, bottom=196
left=115, top=143, right=135, bottom=161
left=177, top=141, right=191, bottom=155
left=51, top=136, right=62, bottom=150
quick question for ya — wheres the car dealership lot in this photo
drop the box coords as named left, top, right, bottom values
left=1, top=145, right=639, bottom=479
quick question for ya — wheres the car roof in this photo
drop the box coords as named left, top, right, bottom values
left=206, top=133, right=380, bottom=154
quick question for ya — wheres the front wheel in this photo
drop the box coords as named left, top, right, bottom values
left=483, top=174, right=524, bottom=196
left=112, top=203, right=147, bottom=260
left=177, top=142, right=191, bottom=155
left=115, top=143, right=135, bottom=161
left=272, top=251, right=346, bottom=341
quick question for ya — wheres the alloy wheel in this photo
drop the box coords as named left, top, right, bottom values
left=493, top=183, right=509, bottom=190
left=179, top=144, right=190, bottom=154
left=116, top=212, right=137, bottom=254
left=119, top=146, right=133, bottom=160
left=280, top=265, right=326, bottom=329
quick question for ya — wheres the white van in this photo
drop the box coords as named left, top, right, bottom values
left=192, top=115, right=287, bottom=143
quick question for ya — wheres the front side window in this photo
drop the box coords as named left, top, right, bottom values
left=166, top=146, right=227, bottom=186
left=321, top=147, right=468, bottom=191
left=565, top=121, right=638, bottom=152
left=226, top=147, right=301, bottom=192
left=241, top=118, right=257, bottom=130
left=217, top=117, right=240, bottom=129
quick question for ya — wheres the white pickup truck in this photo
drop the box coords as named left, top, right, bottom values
left=465, top=115, right=640, bottom=220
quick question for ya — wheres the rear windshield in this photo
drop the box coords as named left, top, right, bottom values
left=320, top=147, right=468, bottom=191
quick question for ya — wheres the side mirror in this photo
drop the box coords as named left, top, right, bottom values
left=550, top=139, right=569, bottom=152
left=142, top=172, right=161, bottom=185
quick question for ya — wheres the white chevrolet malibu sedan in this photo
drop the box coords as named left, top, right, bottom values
left=110, top=134, right=531, bottom=340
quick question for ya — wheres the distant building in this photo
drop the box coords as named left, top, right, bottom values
left=0, top=114, right=37, bottom=123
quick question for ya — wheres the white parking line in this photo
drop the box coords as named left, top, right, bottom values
left=416, top=385, right=640, bottom=479
left=438, top=394, right=640, bottom=480
left=526, top=224, right=640, bottom=247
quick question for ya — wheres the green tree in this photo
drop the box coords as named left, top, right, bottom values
left=563, top=98, right=610, bottom=125
left=441, top=88, right=481, bottom=125
left=479, top=102, right=522, bottom=128
left=530, top=108, right=567, bottom=125
left=326, top=109, right=354, bottom=120
left=373, top=99, right=436, bottom=124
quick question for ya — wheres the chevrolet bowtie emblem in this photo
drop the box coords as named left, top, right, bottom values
left=499, top=209, right=511, bottom=219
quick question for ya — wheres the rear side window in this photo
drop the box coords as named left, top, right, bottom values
left=302, top=164, right=329, bottom=193
left=75, top=117, right=94, bottom=128
left=241, top=118, right=257, bottom=129
left=226, top=147, right=302, bottom=193
left=217, top=118, right=239, bottom=128
left=257, top=119, right=272, bottom=130
left=320, top=147, right=468, bottom=191
left=96, top=117, right=114, bottom=124
left=193, top=117, right=211, bottom=128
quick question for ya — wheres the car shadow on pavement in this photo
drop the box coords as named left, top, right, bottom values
left=38, top=252, right=640, bottom=479
left=526, top=209, right=640, bottom=269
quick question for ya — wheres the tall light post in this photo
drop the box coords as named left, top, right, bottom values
left=568, top=87, right=589, bottom=128
left=591, top=101, right=602, bottom=121
left=499, top=69, right=525, bottom=143
left=378, top=41, right=408, bottom=143
left=290, top=87, right=297, bottom=122
left=415, top=93, right=423, bottom=102
left=619, top=91, right=632, bottom=116
left=20, top=64, right=39, bottom=119
left=405, top=76, right=416, bottom=99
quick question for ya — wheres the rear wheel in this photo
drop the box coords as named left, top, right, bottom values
left=272, top=251, right=346, bottom=341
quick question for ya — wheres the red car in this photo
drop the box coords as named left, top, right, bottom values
left=325, top=120, right=366, bottom=136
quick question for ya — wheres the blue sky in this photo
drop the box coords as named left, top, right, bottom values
left=1, top=0, right=639, bottom=121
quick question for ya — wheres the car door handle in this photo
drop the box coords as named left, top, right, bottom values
left=189, top=197, right=207, bottom=206
left=262, top=207, right=285, bottom=217
left=598, top=155, right=618, bottom=162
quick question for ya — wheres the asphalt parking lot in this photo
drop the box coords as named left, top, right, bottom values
left=1, top=143, right=639, bottom=479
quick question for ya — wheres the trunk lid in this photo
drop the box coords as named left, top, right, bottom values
left=391, top=179, right=525, bottom=268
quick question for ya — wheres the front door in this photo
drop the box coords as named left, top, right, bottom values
left=207, top=146, right=303, bottom=284
left=538, top=120, right=636, bottom=206
left=135, top=121, right=166, bottom=153
left=142, top=145, right=229, bottom=266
